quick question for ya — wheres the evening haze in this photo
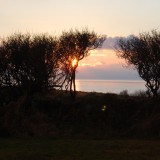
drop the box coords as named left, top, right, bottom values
left=1, top=0, right=160, bottom=80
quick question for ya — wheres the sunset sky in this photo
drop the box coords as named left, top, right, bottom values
left=1, top=0, right=160, bottom=80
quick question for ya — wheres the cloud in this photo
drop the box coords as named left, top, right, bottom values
left=77, top=37, right=139, bottom=80
left=101, top=36, right=134, bottom=49
left=79, top=49, right=124, bottom=67
left=76, top=64, right=141, bottom=80
left=101, top=37, right=121, bottom=49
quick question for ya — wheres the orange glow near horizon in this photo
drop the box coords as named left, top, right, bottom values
left=78, top=49, right=125, bottom=67
left=72, top=58, right=78, bottom=68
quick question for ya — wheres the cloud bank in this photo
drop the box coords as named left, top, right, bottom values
left=77, top=36, right=140, bottom=80
left=101, top=37, right=121, bottom=49
left=101, top=36, right=133, bottom=49
left=77, top=64, right=141, bottom=80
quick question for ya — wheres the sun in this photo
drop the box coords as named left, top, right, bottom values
left=72, top=58, right=78, bottom=68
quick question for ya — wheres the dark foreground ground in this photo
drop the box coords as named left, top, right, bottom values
left=0, top=90, right=160, bottom=159
left=0, top=138, right=160, bottom=160
left=0, top=91, right=160, bottom=138
left=0, top=90, right=160, bottom=138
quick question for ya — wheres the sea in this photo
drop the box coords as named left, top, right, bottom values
left=75, top=79, right=146, bottom=94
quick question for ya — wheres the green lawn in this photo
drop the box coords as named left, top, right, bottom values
left=0, top=138, right=160, bottom=160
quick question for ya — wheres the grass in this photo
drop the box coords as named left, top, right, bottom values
left=0, top=138, right=160, bottom=160
left=0, top=91, right=160, bottom=159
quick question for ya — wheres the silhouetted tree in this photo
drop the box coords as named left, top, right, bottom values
left=116, top=30, right=160, bottom=97
left=0, top=30, right=105, bottom=100
left=0, top=33, right=60, bottom=95
left=28, top=34, right=59, bottom=93
left=58, top=29, right=105, bottom=99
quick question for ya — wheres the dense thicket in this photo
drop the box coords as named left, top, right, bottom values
left=0, top=34, right=60, bottom=95
left=0, top=92, right=160, bottom=137
left=116, top=30, right=160, bottom=97
left=0, top=29, right=105, bottom=102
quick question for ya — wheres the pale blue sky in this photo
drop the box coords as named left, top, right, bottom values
left=1, top=0, right=160, bottom=36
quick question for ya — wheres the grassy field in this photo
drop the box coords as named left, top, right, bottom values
left=0, top=138, right=160, bottom=160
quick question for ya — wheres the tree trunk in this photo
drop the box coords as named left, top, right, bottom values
left=70, top=69, right=76, bottom=100
left=72, top=70, right=76, bottom=100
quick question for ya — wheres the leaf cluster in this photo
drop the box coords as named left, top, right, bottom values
left=116, top=30, right=160, bottom=97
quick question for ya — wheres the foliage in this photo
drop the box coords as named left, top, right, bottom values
left=0, top=33, right=59, bottom=95
left=119, top=90, right=129, bottom=96
left=116, top=30, right=160, bottom=97
left=130, top=90, right=148, bottom=97
left=57, top=29, right=105, bottom=99
left=0, top=91, right=160, bottom=138
left=0, top=29, right=105, bottom=100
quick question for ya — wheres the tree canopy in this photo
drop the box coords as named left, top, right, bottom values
left=0, top=33, right=59, bottom=95
left=116, top=30, right=160, bottom=97
left=57, top=29, right=105, bottom=98
left=0, top=29, right=105, bottom=101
